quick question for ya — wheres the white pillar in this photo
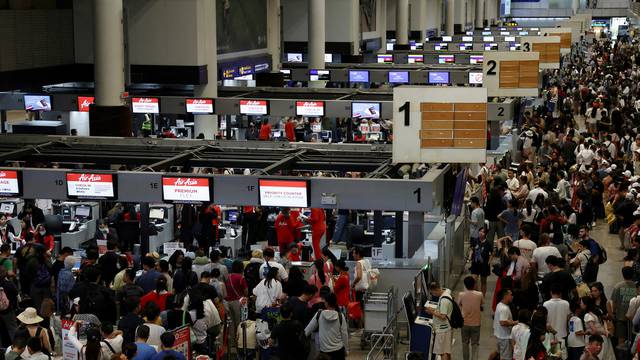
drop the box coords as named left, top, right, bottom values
left=426, top=0, right=441, bottom=36
left=456, top=0, right=465, bottom=30
left=396, top=0, right=409, bottom=44
left=378, top=0, right=388, bottom=53
left=194, top=0, right=218, bottom=140
left=446, top=0, right=455, bottom=35
left=572, top=0, right=579, bottom=13
left=475, top=0, right=484, bottom=28
left=412, top=0, right=429, bottom=41
left=486, top=0, right=496, bottom=25
left=350, top=0, right=360, bottom=54
left=267, top=0, right=281, bottom=71
left=93, top=0, right=125, bottom=106
left=308, top=0, right=326, bottom=71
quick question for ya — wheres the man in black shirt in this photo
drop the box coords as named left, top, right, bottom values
left=269, top=303, right=308, bottom=360
left=540, top=256, right=576, bottom=301
left=117, top=296, right=144, bottom=344
left=287, top=284, right=317, bottom=324
left=50, top=247, right=74, bottom=285
left=118, top=269, right=145, bottom=315
left=0, top=267, right=18, bottom=348
left=98, top=241, right=120, bottom=286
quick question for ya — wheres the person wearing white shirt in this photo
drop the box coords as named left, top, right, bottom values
left=577, top=145, right=595, bottom=166
left=555, top=171, right=571, bottom=201
left=532, top=234, right=562, bottom=278
left=494, top=289, right=517, bottom=360
left=510, top=309, right=531, bottom=360
left=426, top=283, right=453, bottom=360
left=527, top=183, right=549, bottom=203
left=253, top=267, right=284, bottom=313
left=506, top=170, right=520, bottom=193
left=543, top=284, right=571, bottom=339
left=259, top=248, right=288, bottom=282
left=512, top=226, right=537, bottom=262
left=567, top=311, right=586, bottom=360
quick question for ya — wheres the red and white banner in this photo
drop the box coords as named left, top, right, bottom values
left=61, top=320, right=78, bottom=360
left=239, top=100, right=268, bottom=115
left=66, top=173, right=115, bottom=198
left=259, top=179, right=309, bottom=207
left=0, top=170, right=19, bottom=195
left=131, top=97, right=160, bottom=114
left=173, top=326, right=192, bottom=360
left=77, top=96, right=95, bottom=112
left=186, top=98, right=214, bottom=114
left=296, top=101, right=325, bottom=117
left=162, top=177, right=211, bottom=202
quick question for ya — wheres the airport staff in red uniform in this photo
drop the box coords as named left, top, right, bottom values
left=309, top=208, right=327, bottom=260
left=211, top=204, right=222, bottom=243
left=258, top=119, right=272, bottom=140
left=275, top=208, right=296, bottom=253
left=285, top=118, right=296, bottom=142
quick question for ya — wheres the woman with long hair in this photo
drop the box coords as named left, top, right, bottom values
left=581, top=296, right=615, bottom=360
left=172, top=256, right=198, bottom=294
left=167, top=250, right=184, bottom=273
left=308, top=259, right=328, bottom=307
left=283, top=266, right=306, bottom=297
left=252, top=267, right=283, bottom=313
left=590, top=282, right=609, bottom=318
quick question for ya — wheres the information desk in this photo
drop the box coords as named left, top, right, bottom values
left=11, top=121, right=66, bottom=135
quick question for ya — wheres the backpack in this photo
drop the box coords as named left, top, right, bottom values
left=581, top=254, right=598, bottom=284
left=440, top=295, right=464, bottom=329
left=244, top=262, right=262, bottom=294
left=0, top=287, right=9, bottom=311
left=35, top=264, right=51, bottom=287
left=79, top=283, right=107, bottom=315
left=590, top=239, right=607, bottom=264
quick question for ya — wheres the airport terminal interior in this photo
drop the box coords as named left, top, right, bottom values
left=2, top=0, right=640, bottom=359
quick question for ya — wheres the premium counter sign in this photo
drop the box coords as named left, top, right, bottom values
left=162, top=176, right=211, bottom=203
left=131, top=97, right=160, bottom=114
left=259, top=179, right=310, bottom=207
left=240, top=100, right=269, bottom=115
left=0, top=170, right=20, bottom=196
left=185, top=99, right=214, bottom=114
left=296, top=101, right=325, bottom=117
left=66, top=173, right=116, bottom=199
left=77, top=96, right=95, bottom=112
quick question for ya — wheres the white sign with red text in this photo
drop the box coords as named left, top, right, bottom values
left=239, top=100, right=268, bottom=115
left=259, top=179, right=309, bottom=207
left=162, top=177, right=211, bottom=202
left=0, top=170, right=19, bottom=195
left=62, top=320, right=78, bottom=360
left=77, top=96, right=95, bottom=112
left=66, top=173, right=115, bottom=198
left=131, top=97, right=160, bottom=114
left=186, top=98, right=214, bottom=114
left=296, top=101, right=325, bottom=117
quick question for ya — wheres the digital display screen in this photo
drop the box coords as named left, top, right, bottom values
left=459, top=43, right=473, bottom=51
left=296, top=101, right=325, bottom=117
left=482, top=31, right=491, bottom=35
left=483, top=36, right=495, bottom=42
left=287, top=53, right=303, bottom=62
left=66, top=173, right=116, bottom=199
left=259, top=179, right=310, bottom=207
left=469, top=72, right=484, bottom=84
left=351, top=102, right=381, bottom=119
left=434, top=43, right=448, bottom=51
left=349, top=70, right=369, bottom=83
left=438, top=55, right=455, bottom=64
left=408, top=54, right=424, bottom=64
left=77, top=96, right=94, bottom=112
left=162, top=176, right=212, bottom=203
left=131, top=97, right=160, bottom=114
left=149, top=208, right=165, bottom=219
left=0, top=203, right=14, bottom=214
left=185, top=98, right=214, bottom=114
left=484, top=43, right=498, bottom=50
left=0, top=170, right=21, bottom=196
left=442, top=36, right=452, bottom=42
left=388, top=71, right=409, bottom=84
left=280, top=69, right=291, bottom=80
left=462, top=36, right=473, bottom=42
left=519, top=31, right=529, bottom=36
left=309, top=69, right=330, bottom=81
left=470, top=55, right=484, bottom=64
left=428, top=72, right=450, bottom=84
left=75, top=206, right=90, bottom=218
left=239, top=100, right=269, bottom=115
left=505, top=36, right=516, bottom=42
left=411, top=42, right=423, bottom=50
left=377, top=54, right=393, bottom=63
left=501, top=31, right=510, bottom=35
left=24, top=95, right=52, bottom=111
left=324, top=53, right=333, bottom=63
left=386, top=43, right=394, bottom=51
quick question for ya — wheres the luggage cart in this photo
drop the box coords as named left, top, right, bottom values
left=361, top=287, right=395, bottom=349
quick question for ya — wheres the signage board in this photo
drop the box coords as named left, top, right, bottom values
left=258, top=179, right=310, bottom=207
left=66, top=173, right=116, bottom=199
left=482, top=51, right=540, bottom=97
left=185, top=98, right=214, bottom=114
left=77, top=96, right=95, bottom=112
left=162, top=176, right=212, bottom=203
left=61, top=320, right=78, bottom=360
left=520, top=36, right=561, bottom=69
left=239, top=100, right=269, bottom=115
left=131, top=97, right=160, bottom=114
left=0, top=170, right=21, bottom=197
left=295, top=101, right=325, bottom=117
left=24, top=95, right=52, bottom=111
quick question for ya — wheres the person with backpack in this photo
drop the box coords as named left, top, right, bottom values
left=69, top=265, right=117, bottom=323
left=30, top=247, right=52, bottom=308
left=426, top=281, right=459, bottom=360
left=578, top=225, right=606, bottom=280
left=16, top=307, right=52, bottom=355
left=268, top=303, right=309, bottom=360
left=304, top=293, right=348, bottom=360
left=571, top=240, right=596, bottom=284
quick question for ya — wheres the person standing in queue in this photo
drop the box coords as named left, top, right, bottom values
left=309, top=208, right=327, bottom=260
left=258, top=118, right=272, bottom=141
left=285, top=117, right=296, bottom=142
left=275, top=208, right=296, bottom=253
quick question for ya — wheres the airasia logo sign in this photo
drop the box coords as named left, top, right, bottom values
left=296, top=101, right=324, bottom=116
left=243, top=101, right=264, bottom=106
left=135, top=98, right=156, bottom=104
left=131, top=97, right=160, bottom=114
left=78, top=174, right=103, bottom=182
left=77, top=97, right=94, bottom=112
left=186, top=99, right=214, bottom=113
left=191, top=100, right=207, bottom=104
left=240, top=100, right=268, bottom=115
left=174, top=178, right=198, bottom=186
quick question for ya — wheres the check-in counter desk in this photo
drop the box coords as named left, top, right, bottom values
left=61, top=219, right=97, bottom=249
left=148, top=204, right=175, bottom=253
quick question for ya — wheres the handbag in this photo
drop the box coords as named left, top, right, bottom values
left=347, top=290, right=362, bottom=321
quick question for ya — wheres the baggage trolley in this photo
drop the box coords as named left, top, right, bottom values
left=361, top=288, right=394, bottom=349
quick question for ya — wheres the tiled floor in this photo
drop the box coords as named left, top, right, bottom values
left=346, top=220, right=626, bottom=359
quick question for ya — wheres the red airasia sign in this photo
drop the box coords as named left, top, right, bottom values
left=77, top=96, right=95, bottom=112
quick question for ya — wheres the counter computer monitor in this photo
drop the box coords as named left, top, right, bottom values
left=413, top=42, right=423, bottom=50
left=434, top=43, right=448, bottom=51
left=470, top=55, right=484, bottom=64
left=483, top=36, right=494, bottom=42
left=226, top=210, right=239, bottom=223
left=428, top=71, right=449, bottom=84
left=273, top=130, right=282, bottom=138
left=24, top=95, right=52, bottom=111
left=386, top=43, right=394, bottom=51
left=287, top=53, right=303, bottom=62
left=466, top=31, right=474, bottom=35
left=510, top=43, right=521, bottom=51
left=149, top=208, right=165, bottom=220
left=505, top=36, right=516, bottom=42
left=324, top=53, right=333, bottom=63
left=408, top=54, right=424, bottom=63
left=388, top=71, right=409, bottom=84
left=441, top=36, right=452, bottom=42
left=459, top=43, right=473, bottom=51
left=321, top=130, right=332, bottom=140
left=501, top=31, right=510, bottom=35
left=351, top=102, right=381, bottom=119
left=377, top=54, right=393, bottom=63
left=0, top=203, right=15, bottom=214
left=75, top=206, right=91, bottom=219
left=482, top=31, right=491, bottom=35
left=462, top=36, right=473, bottom=42
left=309, top=69, right=330, bottom=81
left=484, top=43, right=498, bottom=51
left=280, top=69, right=291, bottom=80
left=311, top=124, right=322, bottom=132
left=438, top=54, right=455, bottom=64
left=349, top=70, right=369, bottom=83
left=519, top=31, right=529, bottom=36
left=469, top=72, right=484, bottom=84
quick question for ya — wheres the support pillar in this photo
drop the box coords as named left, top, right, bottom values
left=377, top=0, right=388, bottom=53
left=0, top=110, right=6, bottom=134
left=475, top=0, right=484, bottom=28
left=373, top=211, right=383, bottom=245
left=308, top=0, right=326, bottom=87
left=91, top=0, right=130, bottom=137
left=455, top=0, right=465, bottom=33
left=194, top=0, right=218, bottom=139
left=140, top=202, right=150, bottom=255
left=267, top=0, right=282, bottom=71
left=396, top=0, right=409, bottom=44
left=572, top=0, right=579, bottom=13
left=446, top=0, right=455, bottom=35
left=395, top=211, right=404, bottom=258
left=406, top=212, right=424, bottom=259
left=426, top=0, right=441, bottom=36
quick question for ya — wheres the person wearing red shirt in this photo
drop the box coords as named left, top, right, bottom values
left=285, top=117, right=296, bottom=142
left=211, top=204, right=222, bottom=243
left=287, top=242, right=302, bottom=261
left=309, top=208, right=326, bottom=260
left=225, top=260, right=248, bottom=351
left=140, top=277, right=171, bottom=311
left=258, top=119, right=272, bottom=141
left=289, top=209, right=303, bottom=241
left=333, top=260, right=350, bottom=309
left=34, top=224, right=54, bottom=251
left=275, top=208, right=296, bottom=253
